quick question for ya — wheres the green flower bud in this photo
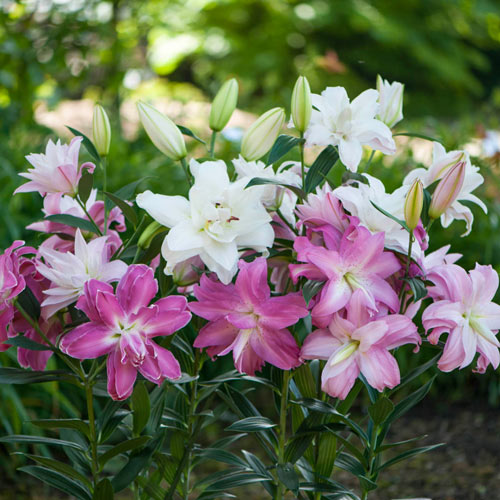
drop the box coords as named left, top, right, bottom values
left=291, top=75, right=312, bottom=133
left=209, top=78, right=239, bottom=132
left=137, top=101, right=187, bottom=161
left=92, top=104, right=111, bottom=157
left=404, top=179, right=424, bottom=230
left=241, top=107, right=285, bottom=161
left=137, top=221, right=163, bottom=249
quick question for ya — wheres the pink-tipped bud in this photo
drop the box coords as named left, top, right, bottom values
left=428, top=161, right=466, bottom=219
left=404, top=179, right=424, bottom=230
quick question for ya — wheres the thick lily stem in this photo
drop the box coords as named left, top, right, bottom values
left=275, top=369, right=291, bottom=500
left=85, top=381, right=99, bottom=489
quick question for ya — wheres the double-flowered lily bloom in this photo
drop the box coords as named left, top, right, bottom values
left=404, top=142, right=486, bottom=235
left=290, top=223, right=401, bottom=327
left=301, top=290, right=420, bottom=399
left=137, top=159, right=274, bottom=284
left=305, top=87, right=396, bottom=172
left=0, top=241, right=28, bottom=350
left=14, top=137, right=95, bottom=197
left=36, top=229, right=127, bottom=318
left=189, top=258, right=309, bottom=375
left=423, top=264, right=500, bottom=373
left=61, top=265, right=191, bottom=400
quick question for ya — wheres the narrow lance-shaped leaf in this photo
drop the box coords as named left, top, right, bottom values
left=177, top=124, right=206, bottom=144
left=304, top=145, right=339, bottom=192
left=104, top=191, right=138, bottom=227
left=7, top=335, right=50, bottom=351
left=45, top=214, right=99, bottom=234
left=66, top=126, right=101, bottom=164
left=78, top=171, right=93, bottom=205
left=268, top=135, right=302, bottom=164
left=245, top=177, right=306, bottom=199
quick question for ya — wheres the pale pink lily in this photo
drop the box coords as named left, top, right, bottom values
left=423, top=264, right=500, bottom=373
left=36, top=229, right=127, bottom=318
left=301, top=290, right=420, bottom=399
left=61, top=265, right=191, bottom=400
left=15, top=137, right=95, bottom=197
left=189, top=258, right=309, bottom=375
left=290, top=223, right=401, bottom=327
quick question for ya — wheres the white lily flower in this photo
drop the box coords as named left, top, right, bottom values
left=136, top=159, right=274, bottom=284
left=376, top=75, right=404, bottom=128
left=36, top=229, right=128, bottom=318
left=233, top=156, right=301, bottom=223
left=334, top=174, right=423, bottom=259
left=404, top=142, right=487, bottom=235
left=304, top=86, right=396, bottom=172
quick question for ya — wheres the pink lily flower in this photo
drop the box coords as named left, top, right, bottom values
left=290, top=224, right=401, bottom=327
left=61, top=265, right=191, bottom=400
left=301, top=290, right=420, bottom=399
left=15, top=137, right=95, bottom=197
left=189, top=257, right=309, bottom=375
left=423, top=264, right=500, bottom=373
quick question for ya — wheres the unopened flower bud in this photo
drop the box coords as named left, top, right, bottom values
left=376, top=75, right=404, bottom=128
left=137, top=101, right=187, bottom=161
left=138, top=221, right=163, bottom=249
left=291, top=75, right=312, bottom=133
left=209, top=78, right=239, bottom=132
left=173, top=256, right=204, bottom=287
left=428, top=161, right=466, bottom=220
left=241, top=107, right=286, bottom=161
left=92, top=104, right=111, bottom=156
left=404, top=179, right=424, bottom=230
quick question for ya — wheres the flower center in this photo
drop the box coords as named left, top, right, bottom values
left=204, top=202, right=239, bottom=236
left=329, top=340, right=359, bottom=367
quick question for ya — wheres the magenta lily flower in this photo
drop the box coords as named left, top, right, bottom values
left=290, top=223, right=401, bottom=327
left=189, top=257, right=309, bottom=375
left=60, top=265, right=191, bottom=400
left=423, top=264, right=500, bottom=373
left=301, top=290, right=421, bottom=399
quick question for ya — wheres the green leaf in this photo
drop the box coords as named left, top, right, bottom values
left=268, top=134, right=302, bottom=164
left=0, top=367, right=76, bottom=384
left=196, top=448, right=247, bottom=468
left=393, top=131, right=439, bottom=142
left=293, top=363, right=316, bottom=399
left=16, top=286, right=41, bottom=321
left=18, top=465, right=91, bottom=500
left=226, top=416, right=276, bottom=432
left=0, top=435, right=87, bottom=451
left=304, top=145, right=339, bottom=192
left=421, top=187, right=432, bottom=227
left=113, top=177, right=153, bottom=201
left=376, top=434, right=428, bottom=453
left=98, top=436, right=151, bottom=467
left=139, top=230, right=168, bottom=264
left=45, top=214, right=99, bottom=234
left=335, top=452, right=365, bottom=476
left=370, top=201, right=410, bottom=232
left=7, top=335, right=50, bottom=351
left=136, top=476, right=162, bottom=500
left=93, top=478, right=114, bottom=500
left=67, top=126, right=101, bottom=164
left=300, top=481, right=359, bottom=499
left=204, top=471, right=272, bottom=491
left=404, top=277, right=428, bottom=302
left=368, top=397, right=394, bottom=427
left=78, top=171, right=94, bottom=205
left=378, top=443, right=444, bottom=471
left=131, top=382, right=150, bottom=435
left=31, top=419, right=90, bottom=439
left=177, top=124, right=206, bottom=144
left=386, top=376, right=436, bottom=426
left=302, top=280, right=325, bottom=306
left=277, top=463, right=299, bottom=494
left=245, top=177, right=306, bottom=199
left=241, top=450, right=275, bottom=496
left=317, top=431, right=337, bottom=478
left=394, top=353, right=440, bottom=393
left=23, top=454, right=92, bottom=489
left=104, top=191, right=138, bottom=227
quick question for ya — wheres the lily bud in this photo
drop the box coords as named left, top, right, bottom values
left=404, top=179, right=424, bottom=230
left=428, top=161, right=466, bottom=220
left=137, top=101, right=187, bottom=160
left=209, top=78, right=239, bottom=132
left=291, top=75, right=312, bottom=133
left=376, top=75, right=404, bottom=128
left=92, top=104, right=111, bottom=157
left=138, top=221, right=163, bottom=249
left=241, top=107, right=286, bottom=161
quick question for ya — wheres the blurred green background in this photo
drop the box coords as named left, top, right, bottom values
left=2, top=0, right=500, bottom=445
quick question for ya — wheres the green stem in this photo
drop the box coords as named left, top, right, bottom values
left=209, top=131, right=217, bottom=158
left=364, top=149, right=376, bottom=173
left=180, top=158, right=192, bottom=186
left=85, top=380, right=99, bottom=488
left=76, top=197, right=103, bottom=236
left=102, top=157, right=108, bottom=235
left=277, top=208, right=297, bottom=235
left=275, top=370, right=291, bottom=500
left=132, top=245, right=141, bottom=265
left=398, top=230, right=414, bottom=313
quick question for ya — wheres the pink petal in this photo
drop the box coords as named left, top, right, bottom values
left=141, top=307, right=192, bottom=337
left=235, top=258, right=270, bottom=304
left=438, top=325, right=467, bottom=372
left=249, top=327, right=300, bottom=371
left=321, top=356, right=359, bottom=400
left=311, top=278, right=350, bottom=319
left=153, top=344, right=182, bottom=380
left=378, top=315, right=421, bottom=350
left=358, top=348, right=400, bottom=391
left=76, top=280, right=115, bottom=322
left=193, top=318, right=239, bottom=349
left=96, top=290, right=125, bottom=328
left=190, top=275, right=240, bottom=320
left=116, top=264, right=158, bottom=314
left=256, top=293, right=308, bottom=329
left=300, top=328, right=341, bottom=360
left=107, top=349, right=137, bottom=401
left=60, top=323, right=117, bottom=359
left=476, top=334, right=500, bottom=371
left=470, top=264, right=499, bottom=304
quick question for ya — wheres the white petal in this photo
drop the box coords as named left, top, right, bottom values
left=136, top=191, right=190, bottom=228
